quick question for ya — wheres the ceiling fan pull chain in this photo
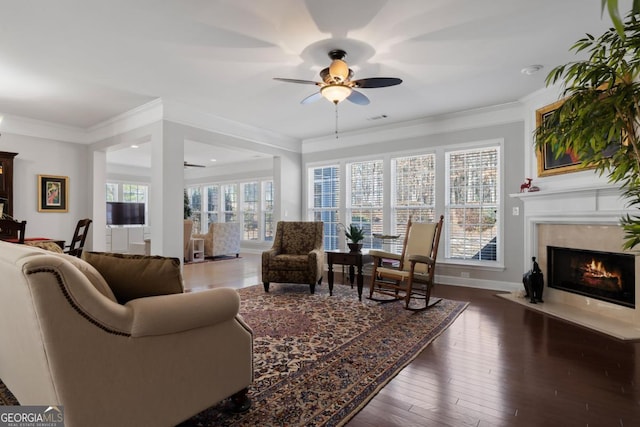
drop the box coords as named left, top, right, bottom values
left=335, top=104, right=339, bottom=139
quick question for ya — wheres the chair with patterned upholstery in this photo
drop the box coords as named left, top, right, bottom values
left=193, top=222, right=241, bottom=258
left=369, top=215, right=444, bottom=311
left=261, top=221, right=324, bottom=294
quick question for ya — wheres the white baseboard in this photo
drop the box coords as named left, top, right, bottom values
left=435, top=274, right=521, bottom=292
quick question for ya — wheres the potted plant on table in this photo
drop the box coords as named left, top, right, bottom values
left=344, top=223, right=365, bottom=253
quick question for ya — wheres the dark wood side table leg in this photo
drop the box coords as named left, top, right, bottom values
left=357, top=263, right=364, bottom=301
left=328, top=261, right=334, bottom=296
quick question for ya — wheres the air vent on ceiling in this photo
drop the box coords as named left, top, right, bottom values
left=367, top=114, right=388, bottom=121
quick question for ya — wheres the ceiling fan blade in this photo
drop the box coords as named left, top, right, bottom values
left=273, top=77, right=321, bottom=85
left=351, top=77, right=403, bottom=88
left=301, top=92, right=323, bottom=105
left=184, top=161, right=206, bottom=168
left=347, top=90, right=370, bottom=105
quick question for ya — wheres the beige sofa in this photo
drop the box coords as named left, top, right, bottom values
left=0, top=241, right=253, bottom=427
left=193, top=222, right=241, bottom=258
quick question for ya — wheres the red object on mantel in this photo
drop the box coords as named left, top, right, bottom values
left=519, top=178, right=533, bottom=192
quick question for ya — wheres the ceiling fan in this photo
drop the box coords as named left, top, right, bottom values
left=274, top=49, right=402, bottom=105
left=184, top=161, right=206, bottom=168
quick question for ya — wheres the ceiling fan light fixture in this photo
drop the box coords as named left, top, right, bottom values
left=321, top=84, right=352, bottom=104
left=329, top=59, right=349, bottom=82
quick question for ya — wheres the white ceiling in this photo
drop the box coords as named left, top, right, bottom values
left=0, top=0, right=627, bottom=166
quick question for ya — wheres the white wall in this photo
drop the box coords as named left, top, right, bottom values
left=302, top=114, right=527, bottom=289
left=1, top=132, right=90, bottom=242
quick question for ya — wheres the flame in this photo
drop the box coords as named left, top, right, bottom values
left=585, top=258, right=620, bottom=280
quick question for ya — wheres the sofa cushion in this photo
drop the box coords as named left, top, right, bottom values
left=55, top=253, right=118, bottom=302
left=81, top=252, right=184, bottom=303
left=269, top=254, right=311, bottom=271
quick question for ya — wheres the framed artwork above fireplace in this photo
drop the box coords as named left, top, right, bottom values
left=536, top=100, right=584, bottom=177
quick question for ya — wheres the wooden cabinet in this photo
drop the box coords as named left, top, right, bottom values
left=0, top=151, right=17, bottom=218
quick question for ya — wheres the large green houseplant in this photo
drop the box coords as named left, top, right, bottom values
left=534, top=11, right=640, bottom=249
left=603, top=0, right=640, bottom=37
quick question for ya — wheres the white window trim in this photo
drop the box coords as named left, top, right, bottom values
left=305, top=139, right=505, bottom=270
left=442, top=138, right=504, bottom=268
left=187, top=177, right=274, bottom=243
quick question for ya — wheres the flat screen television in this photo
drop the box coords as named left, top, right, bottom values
left=106, top=202, right=146, bottom=226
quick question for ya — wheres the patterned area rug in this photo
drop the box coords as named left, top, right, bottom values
left=182, top=283, right=467, bottom=426
left=0, top=284, right=467, bottom=426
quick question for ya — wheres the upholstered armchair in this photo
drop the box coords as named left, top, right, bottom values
left=262, top=221, right=324, bottom=294
left=0, top=241, right=253, bottom=427
left=193, top=222, right=241, bottom=258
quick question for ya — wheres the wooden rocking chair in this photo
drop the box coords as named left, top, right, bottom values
left=368, top=215, right=444, bottom=311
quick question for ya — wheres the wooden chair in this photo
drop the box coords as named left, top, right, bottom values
left=0, top=218, right=27, bottom=244
left=65, top=218, right=92, bottom=257
left=368, top=215, right=444, bottom=311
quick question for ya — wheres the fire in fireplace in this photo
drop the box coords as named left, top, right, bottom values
left=547, top=246, right=635, bottom=308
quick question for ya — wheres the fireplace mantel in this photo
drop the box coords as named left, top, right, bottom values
left=506, top=184, right=640, bottom=340
left=510, top=184, right=628, bottom=267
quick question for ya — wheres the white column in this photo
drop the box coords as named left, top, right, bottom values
left=149, top=121, right=184, bottom=258
left=90, top=150, right=107, bottom=251
left=274, top=152, right=302, bottom=220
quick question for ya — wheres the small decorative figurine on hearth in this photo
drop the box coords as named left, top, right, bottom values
left=522, top=256, right=544, bottom=303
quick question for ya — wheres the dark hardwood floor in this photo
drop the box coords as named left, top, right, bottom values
left=184, top=254, right=640, bottom=427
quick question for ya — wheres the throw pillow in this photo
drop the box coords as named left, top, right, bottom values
left=24, top=241, right=64, bottom=253
left=54, top=253, right=118, bottom=302
left=81, top=252, right=184, bottom=304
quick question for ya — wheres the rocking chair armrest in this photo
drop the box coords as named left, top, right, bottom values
left=408, top=254, right=435, bottom=266
left=369, top=250, right=401, bottom=261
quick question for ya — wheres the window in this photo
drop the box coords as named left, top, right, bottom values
left=205, top=185, right=219, bottom=226
left=392, top=153, right=436, bottom=252
left=186, top=179, right=273, bottom=242
left=309, top=165, right=341, bottom=250
left=106, top=183, right=117, bottom=202
left=186, top=187, right=202, bottom=233
left=222, top=184, right=238, bottom=223
left=445, top=146, right=499, bottom=261
left=122, top=184, right=147, bottom=203
left=347, top=160, right=383, bottom=249
left=263, top=181, right=274, bottom=241
left=242, top=182, right=259, bottom=240
left=306, top=141, right=502, bottom=266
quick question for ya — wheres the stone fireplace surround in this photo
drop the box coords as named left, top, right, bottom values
left=506, top=185, right=640, bottom=340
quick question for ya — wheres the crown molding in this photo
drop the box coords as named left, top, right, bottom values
left=87, top=98, right=164, bottom=143
left=0, top=113, right=88, bottom=143
left=161, top=100, right=301, bottom=153
left=302, top=102, right=525, bottom=153
left=1, top=98, right=301, bottom=154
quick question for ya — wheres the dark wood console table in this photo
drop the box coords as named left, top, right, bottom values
left=326, top=250, right=372, bottom=300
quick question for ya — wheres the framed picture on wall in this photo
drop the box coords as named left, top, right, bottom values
left=38, top=175, right=68, bottom=212
left=536, top=99, right=584, bottom=177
